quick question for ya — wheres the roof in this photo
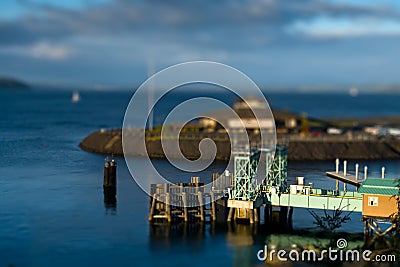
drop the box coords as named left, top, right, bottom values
left=201, top=98, right=330, bottom=125
left=202, top=107, right=300, bottom=122
left=358, top=178, right=400, bottom=196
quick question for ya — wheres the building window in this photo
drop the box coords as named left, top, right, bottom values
left=368, top=196, right=378, bottom=206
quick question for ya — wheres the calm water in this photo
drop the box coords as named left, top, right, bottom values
left=1, top=89, right=400, bottom=267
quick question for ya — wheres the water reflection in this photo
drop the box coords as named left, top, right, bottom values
left=149, top=223, right=267, bottom=267
left=148, top=221, right=400, bottom=266
left=226, top=224, right=261, bottom=267
left=103, top=186, right=117, bottom=215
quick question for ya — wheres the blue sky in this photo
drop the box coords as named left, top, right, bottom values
left=1, top=0, right=400, bottom=88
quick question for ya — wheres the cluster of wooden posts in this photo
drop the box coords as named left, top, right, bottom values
left=225, top=200, right=294, bottom=227
left=148, top=177, right=229, bottom=223
left=147, top=173, right=295, bottom=226
left=103, top=159, right=117, bottom=211
left=363, top=217, right=397, bottom=240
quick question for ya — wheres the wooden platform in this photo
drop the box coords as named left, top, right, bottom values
left=326, top=171, right=362, bottom=187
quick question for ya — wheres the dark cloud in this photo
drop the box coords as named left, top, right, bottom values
left=1, top=0, right=400, bottom=85
left=1, top=0, right=399, bottom=46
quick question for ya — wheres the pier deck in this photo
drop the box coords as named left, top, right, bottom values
left=326, top=171, right=362, bottom=187
left=265, top=190, right=363, bottom=212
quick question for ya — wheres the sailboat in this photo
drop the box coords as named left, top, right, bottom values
left=71, top=91, right=81, bottom=103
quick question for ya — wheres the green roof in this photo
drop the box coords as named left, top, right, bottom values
left=358, top=178, right=400, bottom=196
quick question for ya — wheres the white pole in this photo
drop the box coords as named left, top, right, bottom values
left=381, top=167, right=385, bottom=179
left=147, top=59, right=155, bottom=130
left=355, top=163, right=359, bottom=180
left=343, top=160, right=347, bottom=176
left=364, top=166, right=368, bottom=180
left=335, top=158, right=340, bottom=174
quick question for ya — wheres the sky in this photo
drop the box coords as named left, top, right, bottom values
left=1, top=0, right=400, bottom=88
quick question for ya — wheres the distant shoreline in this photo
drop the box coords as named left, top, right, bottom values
left=0, top=77, right=30, bottom=90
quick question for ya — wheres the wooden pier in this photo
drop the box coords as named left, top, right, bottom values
left=326, top=159, right=364, bottom=191
left=226, top=198, right=263, bottom=224
left=326, top=171, right=361, bottom=188
left=146, top=157, right=399, bottom=240
left=148, top=177, right=226, bottom=223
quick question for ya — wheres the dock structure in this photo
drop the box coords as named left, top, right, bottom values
left=358, top=177, right=400, bottom=241
left=326, top=159, right=363, bottom=191
left=326, top=172, right=361, bottom=188
left=226, top=148, right=263, bottom=224
left=103, top=159, right=117, bottom=214
left=148, top=146, right=399, bottom=239
left=148, top=177, right=225, bottom=223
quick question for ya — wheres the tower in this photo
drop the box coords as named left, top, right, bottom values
left=264, top=145, right=288, bottom=193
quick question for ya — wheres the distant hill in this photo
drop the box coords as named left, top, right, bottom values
left=0, top=77, right=30, bottom=89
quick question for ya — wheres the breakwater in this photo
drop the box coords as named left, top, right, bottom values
left=79, top=129, right=400, bottom=161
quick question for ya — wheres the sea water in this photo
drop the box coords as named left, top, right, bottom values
left=1, top=88, right=400, bottom=267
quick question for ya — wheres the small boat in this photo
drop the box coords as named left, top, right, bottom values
left=349, top=87, right=359, bottom=97
left=71, top=91, right=81, bottom=103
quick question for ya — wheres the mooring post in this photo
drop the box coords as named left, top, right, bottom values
left=369, top=218, right=373, bottom=237
left=263, top=205, right=270, bottom=224
left=110, top=160, right=116, bottom=186
left=210, top=191, right=216, bottom=221
left=343, top=160, right=347, bottom=176
left=181, top=192, right=188, bottom=222
left=227, top=207, right=234, bottom=222
left=249, top=209, right=254, bottom=224
left=355, top=163, right=359, bottom=180
left=103, top=159, right=117, bottom=212
left=198, top=191, right=204, bottom=221
left=269, top=205, right=273, bottom=223
left=335, top=158, right=340, bottom=173
left=104, top=159, right=117, bottom=187
left=103, top=161, right=110, bottom=186
left=364, top=166, right=368, bottom=180
left=363, top=218, right=368, bottom=241
left=166, top=193, right=171, bottom=223
left=288, top=206, right=294, bottom=224
left=281, top=206, right=289, bottom=225
left=254, top=208, right=259, bottom=223
left=381, top=167, right=385, bottom=179
left=148, top=193, right=157, bottom=221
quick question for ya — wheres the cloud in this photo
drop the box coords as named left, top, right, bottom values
left=29, top=42, right=72, bottom=60
left=1, top=0, right=399, bottom=47
left=288, top=17, right=400, bottom=39
left=0, top=42, right=73, bottom=60
left=1, top=0, right=400, bottom=85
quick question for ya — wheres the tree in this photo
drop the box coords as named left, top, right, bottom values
left=308, top=197, right=354, bottom=232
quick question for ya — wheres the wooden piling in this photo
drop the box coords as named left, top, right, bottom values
left=215, top=198, right=229, bottom=223
left=210, top=191, right=216, bottom=221
left=227, top=207, right=234, bottom=222
left=181, top=192, right=188, bottom=222
left=103, top=159, right=117, bottom=213
left=103, top=159, right=117, bottom=188
left=264, top=204, right=271, bottom=223
left=198, top=191, right=204, bottom=221
left=249, top=209, right=254, bottom=224
left=288, top=206, right=294, bottom=223
left=166, top=193, right=171, bottom=223
left=148, top=193, right=157, bottom=221
left=254, top=208, right=259, bottom=223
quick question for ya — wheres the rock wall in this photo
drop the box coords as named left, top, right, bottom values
left=79, top=129, right=400, bottom=161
